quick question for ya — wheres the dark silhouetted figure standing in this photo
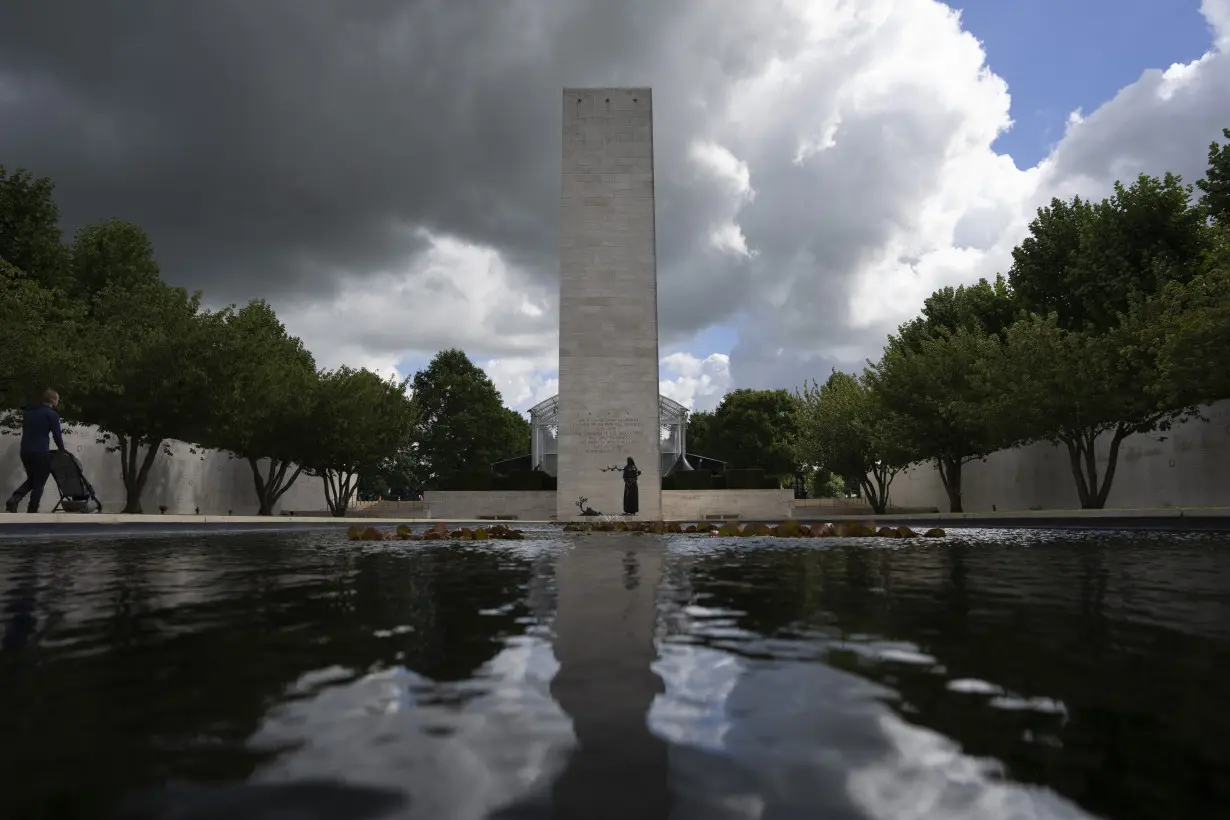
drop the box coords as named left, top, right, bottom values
left=622, top=457, right=641, bottom=516
left=5, top=389, right=66, bottom=514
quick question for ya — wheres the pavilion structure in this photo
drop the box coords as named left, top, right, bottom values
left=527, top=393, right=698, bottom=478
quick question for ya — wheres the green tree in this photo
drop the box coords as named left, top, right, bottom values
left=203, top=300, right=320, bottom=515
left=1196, top=128, right=1230, bottom=225
left=358, top=446, right=421, bottom=500
left=72, top=279, right=224, bottom=513
left=1003, top=311, right=1198, bottom=509
left=867, top=327, right=1012, bottom=513
left=306, top=367, right=417, bottom=516
left=1003, top=170, right=1210, bottom=508
left=1137, top=227, right=1230, bottom=407
left=1010, top=173, right=1211, bottom=333
left=685, top=409, right=715, bottom=458
left=0, top=261, right=106, bottom=414
left=68, top=218, right=162, bottom=298
left=698, top=389, right=800, bottom=477
left=411, top=349, right=526, bottom=483
left=796, top=370, right=914, bottom=514
left=0, top=166, right=67, bottom=288
left=810, top=470, right=851, bottom=499
left=493, top=407, right=532, bottom=467
left=897, top=274, right=1019, bottom=351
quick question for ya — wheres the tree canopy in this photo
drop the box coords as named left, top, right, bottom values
left=1197, top=127, right=1230, bottom=225
left=1009, top=173, right=1211, bottom=333
left=305, top=367, right=417, bottom=516
left=896, top=274, right=1019, bottom=351
left=69, top=218, right=163, bottom=298
left=1145, top=226, right=1230, bottom=407
left=795, top=370, right=913, bottom=513
left=201, top=300, right=320, bottom=515
left=69, top=277, right=222, bottom=512
left=867, top=326, right=1012, bottom=512
left=686, top=389, right=800, bottom=478
left=411, top=349, right=529, bottom=484
left=0, top=166, right=66, bottom=288
left=789, top=131, right=1230, bottom=511
left=0, top=166, right=528, bottom=515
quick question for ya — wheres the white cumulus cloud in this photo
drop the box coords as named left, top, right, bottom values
left=274, top=0, right=1230, bottom=410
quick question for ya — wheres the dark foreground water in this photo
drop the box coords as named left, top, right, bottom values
left=1, top=529, right=1228, bottom=819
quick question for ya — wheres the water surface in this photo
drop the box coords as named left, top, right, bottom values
left=1, top=527, right=1227, bottom=818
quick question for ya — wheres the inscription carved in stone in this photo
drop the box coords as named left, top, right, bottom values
left=576, top=416, right=643, bottom=455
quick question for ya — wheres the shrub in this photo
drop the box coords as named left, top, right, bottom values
left=492, top=471, right=548, bottom=491
left=432, top=468, right=494, bottom=491
left=673, top=469, right=713, bottom=491
left=725, top=468, right=765, bottom=490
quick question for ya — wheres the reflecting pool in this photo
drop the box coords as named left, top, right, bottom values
left=1, top=527, right=1227, bottom=818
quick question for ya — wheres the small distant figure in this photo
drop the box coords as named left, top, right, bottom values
left=5, top=389, right=66, bottom=514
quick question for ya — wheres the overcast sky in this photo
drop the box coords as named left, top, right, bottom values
left=3, top=0, right=1228, bottom=412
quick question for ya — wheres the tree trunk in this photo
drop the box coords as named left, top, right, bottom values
left=322, top=470, right=357, bottom=517
left=248, top=457, right=305, bottom=516
left=858, top=464, right=895, bottom=515
left=118, top=434, right=162, bottom=514
left=1061, top=424, right=1131, bottom=509
left=935, top=458, right=963, bottom=513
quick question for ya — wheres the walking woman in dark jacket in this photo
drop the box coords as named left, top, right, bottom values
left=5, top=389, right=66, bottom=514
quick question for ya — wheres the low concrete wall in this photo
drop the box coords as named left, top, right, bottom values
left=420, top=489, right=796, bottom=521
left=1, top=423, right=326, bottom=515
left=663, top=489, right=794, bottom=521
left=889, top=399, right=1230, bottom=512
left=791, top=499, right=940, bottom=518
left=344, top=500, right=431, bottom=518
left=422, top=490, right=557, bottom=520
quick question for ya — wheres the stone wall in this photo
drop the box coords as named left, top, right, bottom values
left=423, top=491, right=557, bottom=521
left=887, top=399, right=1230, bottom=512
left=422, top=489, right=795, bottom=521
left=663, top=490, right=795, bottom=521
left=1, top=423, right=327, bottom=515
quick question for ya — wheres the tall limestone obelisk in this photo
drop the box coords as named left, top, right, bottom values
left=556, top=88, right=662, bottom=521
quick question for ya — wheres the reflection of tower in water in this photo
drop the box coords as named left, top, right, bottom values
left=517, top=536, right=673, bottom=817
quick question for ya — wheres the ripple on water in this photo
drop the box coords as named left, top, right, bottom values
left=653, top=530, right=1230, bottom=819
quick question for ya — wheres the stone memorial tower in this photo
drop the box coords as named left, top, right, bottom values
left=556, top=88, right=662, bottom=521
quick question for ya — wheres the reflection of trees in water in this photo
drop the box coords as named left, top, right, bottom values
left=1077, top=550, right=1108, bottom=651
left=0, top=537, right=542, bottom=819
left=682, top=541, right=1230, bottom=820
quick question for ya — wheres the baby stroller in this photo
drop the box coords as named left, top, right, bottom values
left=48, top=450, right=103, bottom=513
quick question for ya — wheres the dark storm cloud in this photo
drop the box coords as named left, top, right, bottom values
left=11, top=0, right=1119, bottom=401
left=1, top=0, right=750, bottom=306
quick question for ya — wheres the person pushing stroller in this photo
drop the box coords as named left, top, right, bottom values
left=5, top=389, right=66, bottom=514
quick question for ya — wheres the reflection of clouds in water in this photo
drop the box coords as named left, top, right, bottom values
left=988, top=696, right=1068, bottom=717
left=947, top=678, right=1003, bottom=695
left=247, top=637, right=574, bottom=820
left=834, top=640, right=938, bottom=666
left=650, top=644, right=743, bottom=751
left=847, top=713, right=1091, bottom=820
left=650, top=644, right=1094, bottom=820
